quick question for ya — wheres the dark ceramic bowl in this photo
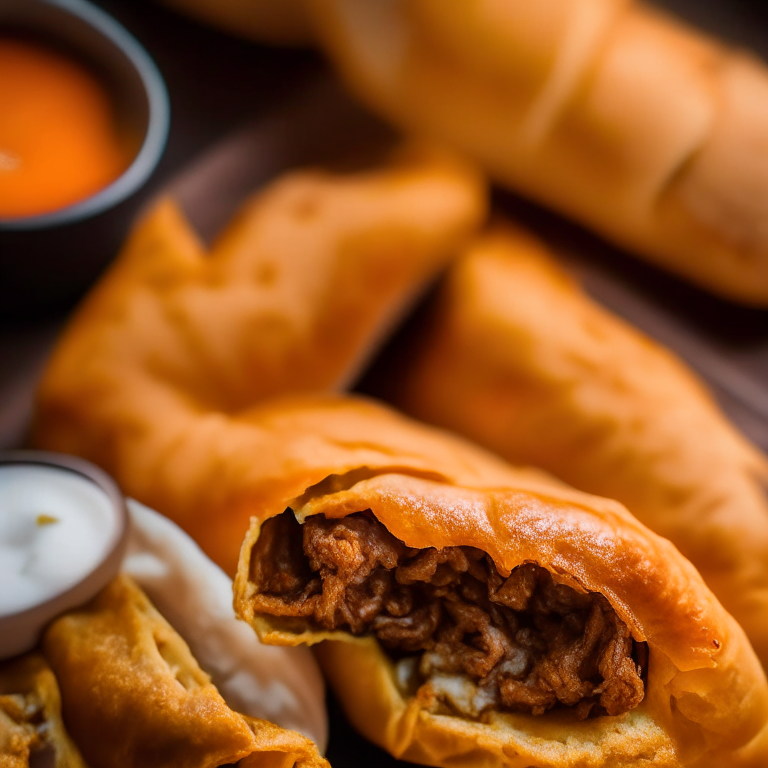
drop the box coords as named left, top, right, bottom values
left=0, top=0, right=169, bottom=319
left=0, top=450, right=129, bottom=660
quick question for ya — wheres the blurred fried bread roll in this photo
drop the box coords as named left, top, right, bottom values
left=388, top=225, right=768, bottom=668
left=309, top=0, right=768, bottom=304
left=0, top=654, right=86, bottom=768
left=229, top=395, right=768, bottom=768
left=34, top=144, right=486, bottom=573
left=163, top=0, right=312, bottom=45
left=42, top=574, right=327, bottom=768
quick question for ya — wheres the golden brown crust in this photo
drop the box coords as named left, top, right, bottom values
left=389, top=224, right=768, bottom=667
left=34, top=145, right=486, bottom=574
left=42, top=575, right=327, bottom=768
left=309, top=0, right=768, bottom=303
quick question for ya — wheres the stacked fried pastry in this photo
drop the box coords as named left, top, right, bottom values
left=33, top=148, right=768, bottom=767
left=1, top=578, right=326, bottom=768
left=0, top=503, right=328, bottom=768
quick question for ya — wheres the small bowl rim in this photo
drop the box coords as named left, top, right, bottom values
left=0, top=0, right=170, bottom=232
left=0, top=450, right=130, bottom=623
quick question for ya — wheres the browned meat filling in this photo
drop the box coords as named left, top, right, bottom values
left=0, top=691, right=46, bottom=762
left=250, top=511, right=647, bottom=719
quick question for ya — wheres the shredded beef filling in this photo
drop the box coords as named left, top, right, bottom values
left=250, top=511, right=647, bottom=719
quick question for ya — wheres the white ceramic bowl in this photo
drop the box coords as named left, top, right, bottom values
left=0, top=451, right=129, bottom=660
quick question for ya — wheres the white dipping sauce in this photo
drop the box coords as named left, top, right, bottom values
left=0, top=464, right=120, bottom=616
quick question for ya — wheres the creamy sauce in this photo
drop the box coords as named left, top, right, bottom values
left=0, top=465, right=120, bottom=615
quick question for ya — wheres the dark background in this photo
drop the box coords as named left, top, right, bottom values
left=3, top=2, right=768, bottom=765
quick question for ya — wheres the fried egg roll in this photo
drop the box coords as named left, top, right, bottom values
left=226, top=395, right=768, bottom=768
left=309, top=0, right=768, bottom=304
left=387, top=225, right=768, bottom=668
left=42, top=575, right=327, bottom=768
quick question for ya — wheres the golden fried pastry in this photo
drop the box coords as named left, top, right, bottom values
left=309, top=0, right=768, bottom=304
left=387, top=224, right=768, bottom=668
left=163, top=0, right=312, bottom=45
left=224, top=395, right=768, bottom=768
left=0, top=654, right=86, bottom=768
left=43, top=574, right=327, bottom=768
left=34, top=144, right=486, bottom=573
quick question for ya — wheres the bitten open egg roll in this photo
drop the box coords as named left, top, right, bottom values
left=0, top=654, right=86, bottom=768
left=386, top=225, right=768, bottom=669
left=34, top=144, right=485, bottom=574
left=215, top=394, right=768, bottom=768
left=42, top=574, right=327, bottom=768
left=309, top=0, right=768, bottom=304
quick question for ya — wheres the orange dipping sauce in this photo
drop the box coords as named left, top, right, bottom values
left=0, top=37, right=132, bottom=218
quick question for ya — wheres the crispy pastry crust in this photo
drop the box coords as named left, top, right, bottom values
left=33, top=145, right=486, bottom=575
left=42, top=575, right=327, bottom=768
left=389, top=225, right=768, bottom=667
left=220, top=397, right=768, bottom=768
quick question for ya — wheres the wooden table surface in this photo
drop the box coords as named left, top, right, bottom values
left=1, top=1, right=767, bottom=766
